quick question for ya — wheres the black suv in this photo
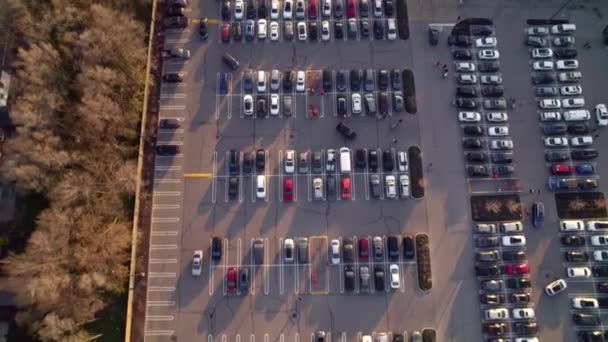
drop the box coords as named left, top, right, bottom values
left=572, top=149, right=598, bottom=161
left=463, top=125, right=483, bottom=136
left=377, top=69, right=389, bottom=90
left=368, top=150, right=379, bottom=171
left=228, top=149, right=240, bottom=175
left=478, top=61, right=500, bottom=72
left=382, top=150, right=394, bottom=171
left=456, top=86, right=477, bottom=97
left=255, top=149, right=265, bottom=171
left=387, top=236, right=399, bottom=261
left=403, top=235, right=415, bottom=259
left=350, top=69, right=361, bottom=91
left=481, top=86, right=504, bottom=97
left=212, top=237, right=222, bottom=261
left=322, top=70, right=333, bottom=91
left=452, top=49, right=472, bottom=60
left=355, top=149, right=366, bottom=169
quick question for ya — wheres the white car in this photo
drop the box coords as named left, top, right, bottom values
left=560, top=85, right=582, bottom=96
left=475, top=37, right=497, bottom=47
left=270, top=21, right=280, bottom=40
left=321, top=21, right=330, bottom=41
left=490, top=139, right=513, bottom=150
left=284, top=238, right=295, bottom=262
left=588, top=221, right=608, bottom=231
left=234, top=0, right=244, bottom=19
left=322, top=0, right=331, bottom=16
left=591, top=236, right=608, bottom=246
left=486, top=112, right=508, bottom=122
left=352, top=93, right=362, bottom=114
left=556, top=59, right=579, bottom=70
left=373, top=0, right=382, bottom=17
left=539, top=111, right=561, bottom=122
left=326, top=149, right=336, bottom=172
left=502, top=235, right=526, bottom=247
left=595, top=103, right=608, bottom=126
left=385, top=175, right=396, bottom=198
left=515, top=338, right=539, bottom=342
left=572, top=297, right=599, bottom=309
left=192, top=250, right=203, bottom=276
left=480, top=75, right=502, bottom=85
left=270, top=0, right=280, bottom=19
left=330, top=239, right=340, bottom=264
left=257, top=70, right=267, bottom=92
left=399, top=175, right=410, bottom=198
left=560, top=220, right=584, bottom=231
left=478, top=49, right=499, bottom=59
left=533, top=61, right=554, bottom=70
left=594, top=250, right=608, bottom=261
left=296, top=70, right=306, bottom=92
left=485, top=308, right=509, bottom=320
left=455, top=62, right=475, bottom=72
left=488, top=126, right=509, bottom=136
left=567, top=267, right=591, bottom=278
left=512, top=308, right=535, bottom=320
left=386, top=19, right=397, bottom=40
left=500, top=221, right=522, bottom=233
left=531, top=48, right=552, bottom=58
left=283, top=0, right=293, bottom=18
left=389, top=264, right=400, bottom=289
left=297, top=21, right=307, bottom=40
left=545, top=278, right=567, bottom=296
left=258, top=19, right=267, bottom=39
left=544, top=137, right=568, bottom=147
left=284, top=150, right=295, bottom=173
left=361, top=336, right=372, bottom=342
left=243, top=95, right=254, bottom=116
left=457, top=74, right=477, bottom=84
left=313, top=177, right=323, bottom=200
left=270, top=93, right=280, bottom=115
left=256, top=175, right=267, bottom=199
left=458, top=111, right=481, bottom=123
left=539, top=99, right=561, bottom=109
left=570, top=136, right=593, bottom=147
left=527, top=26, right=549, bottom=36
left=562, top=98, right=585, bottom=108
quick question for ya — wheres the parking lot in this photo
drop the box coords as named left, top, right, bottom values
left=143, top=0, right=608, bottom=341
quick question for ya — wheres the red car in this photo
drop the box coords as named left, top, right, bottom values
left=551, top=164, right=573, bottom=175
left=283, top=176, right=294, bottom=202
left=505, top=263, right=530, bottom=275
left=308, top=0, right=318, bottom=19
left=227, top=267, right=237, bottom=292
left=221, top=23, right=231, bottom=42
left=346, top=0, right=356, bottom=18
left=359, top=237, right=369, bottom=261
left=341, top=176, right=351, bottom=199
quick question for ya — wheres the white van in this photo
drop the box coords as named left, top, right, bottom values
left=563, top=110, right=590, bottom=121
left=551, top=24, right=576, bottom=35
left=256, top=175, right=266, bottom=199
left=339, top=147, right=351, bottom=173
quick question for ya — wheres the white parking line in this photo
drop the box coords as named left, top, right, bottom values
left=150, top=231, right=179, bottom=237
left=148, top=286, right=176, bottom=292
left=148, top=272, right=176, bottom=278
left=279, top=238, right=284, bottom=295
left=146, top=315, right=175, bottom=321
left=209, top=238, right=215, bottom=296
left=159, top=105, right=186, bottom=110
left=153, top=191, right=181, bottom=197
left=264, top=238, right=270, bottom=295
left=147, top=301, right=175, bottom=307
left=212, top=151, right=218, bottom=204
left=145, top=330, right=175, bottom=336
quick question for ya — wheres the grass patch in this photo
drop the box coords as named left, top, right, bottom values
left=86, top=292, right=127, bottom=341
left=471, top=194, right=522, bottom=222
left=555, top=192, right=607, bottom=219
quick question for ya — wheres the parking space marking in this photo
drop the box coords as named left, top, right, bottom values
left=145, top=330, right=174, bottom=336
left=209, top=238, right=215, bottom=295
left=148, top=286, right=176, bottom=292
left=227, top=73, right=233, bottom=119
left=212, top=151, right=218, bottom=204
left=250, top=238, right=256, bottom=295
left=279, top=238, right=284, bottom=295
left=264, top=238, right=270, bottom=295
left=150, top=231, right=179, bottom=237
left=159, top=105, right=186, bottom=111
left=147, top=301, right=175, bottom=307
left=353, top=235, right=360, bottom=293
left=148, top=272, right=177, bottom=278
left=278, top=150, right=284, bottom=203
left=151, top=217, right=180, bottom=223
left=146, top=315, right=174, bottom=321
left=153, top=180, right=181, bottom=185
left=223, top=238, right=229, bottom=296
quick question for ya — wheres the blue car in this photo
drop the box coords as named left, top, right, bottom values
left=576, top=164, right=595, bottom=175
left=548, top=178, right=569, bottom=191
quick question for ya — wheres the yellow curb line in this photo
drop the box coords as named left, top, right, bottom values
left=183, top=173, right=213, bottom=178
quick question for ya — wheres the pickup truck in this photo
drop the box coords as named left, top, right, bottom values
left=162, top=48, right=191, bottom=59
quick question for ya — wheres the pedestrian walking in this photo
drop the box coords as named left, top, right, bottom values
left=392, top=138, right=398, bottom=144
left=594, top=134, right=600, bottom=138
left=434, top=60, right=441, bottom=67
left=442, top=63, right=448, bottom=70
left=442, top=70, right=449, bottom=78
left=457, top=16, right=462, bottom=21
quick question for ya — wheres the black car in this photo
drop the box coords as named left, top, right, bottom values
left=463, top=125, right=483, bottom=136
left=565, top=251, right=588, bottom=262
left=247, top=0, right=257, bottom=19
left=360, top=18, right=370, bottom=37
left=428, top=27, right=439, bottom=45
left=337, top=95, right=347, bottom=116
left=222, top=1, right=232, bottom=20
left=243, top=69, right=254, bottom=92
left=510, top=293, right=530, bottom=304
left=374, top=266, right=385, bottom=291
left=350, top=69, right=361, bottom=91
left=456, top=86, right=477, bottom=97
left=502, top=251, right=526, bottom=262
left=578, top=331, right=605, bottom=342
left=573, top=313, right=601, bottom=326
left=512, top=322, right=538, bottom=335
left=506, top=278, right=531, bottom=289
left=344, top=265, right=355, bottom=291
left=452, top=49, right=473, bottom=60
left=542, top=123, right=567, bottom=136
left=256, top=97, right=267, bottom=117
left=378, top=92, right=389, bottom=114
left=531, top=72, right=556, bottom=85
left=347, top=18, right=357, bottom=38
left=355, top=149, right=366, bottom=169
left=579, top=178, right=599, bottom=190
left=475, top=265, right=502, bottom=277
left=593, top=266, right=608, bottom=277
left=199, top=17, right=209, bottom=39
left=334, top=21, right=344, bottom=39
left=384, top=0, right=394, bottom=16
left=535, top=86, right=558, bottom=97
left=164, top=16, right=188, bottom=29
left=283, top=70, right=293, bottom=91
left=390, top=69, right=402, bottom=91
left=532, top=201, right=545, bottom=228
left=229, top=149, right=240, bottom=175
left=463, top=139, right=483, bottom=149
left=368, top=150, right=379, bottom=171
left=480, top=293, right=505, bottom=305
left=568, top=123, right=590, bottom=134
left=481, top=86, right=504, bottom=97
left=378, top=70, right=389, bottom=90
left=471, top=25, right=494, bottom=36
left=336, top=122, right=357, bottom=140
left=555, top=48, right=577, bottom=59
left=526, top=36, right=546, bottom=47
left=326, top=175, right=336, bottom=198
left=238, top=267, right=249, bottom=292
left=403, top=235, right=415, bottom=259
left=212, top=237, right=222, bottom=260
left=456, top=98, right=477, bottom=109
left=382, top=150, right=394, bottom=171
left=571, top=149, right=598, bottom=161
left=342, top=238, right=354, bottom=262
left=243, top=152, right=253, bottom=175
left=387, top=236, right=399, bottom=261
left=228, top=176, right=239, bottom=199
left=491, top=153, right=513, bottom=164
left=561, top=234, right=585, bottom=247
left=466, top=152, right=487, bottom=163
left=222, top=52, right=240, bottom=71
left=478, top=61, right=500, bottom=72
left=493, top=165, right=514, bottom=177
left=336, top=71, right=347, bottom=91
left=373, top=20, right=384, bottom=39
left=232, top=22, right=243, bottom=41
left=545, top=151, right=569, bottom=162
left=322, top=70, right=333, bottom=91
left=156, top=145, right=181, bottom=155
left=163, top=72, right=184, bottom=83
left=309, top=21, right=318, bottom=41
left=312, top=152, right=323, bottom=173
left=255, top=149, right=265, bottom=171
left=476, top=237, right=499, bottom=248
left=483, top=323, right=508, bottom=337
left=597, top=282, right=608, bottom=293
left=257, top=0, right=268, bottom=17
left=448, top=35, right=472, bottom=47
left=159, top=118, right=181, bottom=129
left=392, top=334, right=404, bottom=342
